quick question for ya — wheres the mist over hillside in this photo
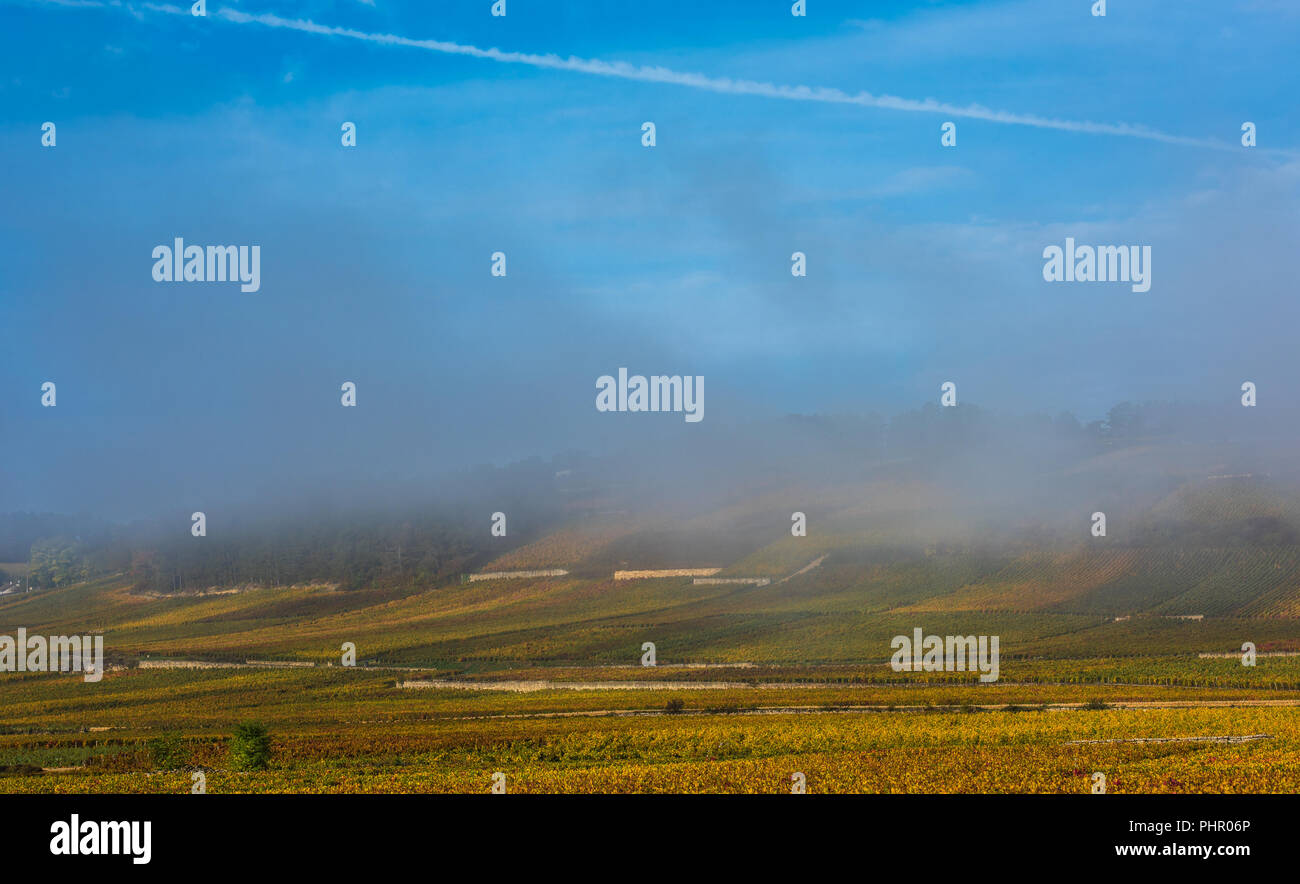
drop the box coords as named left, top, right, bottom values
left=6, top=397, right=1299, bottom=602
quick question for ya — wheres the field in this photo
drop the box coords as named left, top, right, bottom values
left=2, top=663, right=1299, bottom=793
left=3, top=497, right=1300, bottom=794
left=3, top=464, right=1300, bottom=794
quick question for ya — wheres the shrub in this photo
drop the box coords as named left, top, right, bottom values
left=664, top=698, right=685, bottom=715
left=147, top=732, right=188, bottom=769
left=1083, top=699, right=1110, bottom=711
left=229, top=722, right=272, bottom=771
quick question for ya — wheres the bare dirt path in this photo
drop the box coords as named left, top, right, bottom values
left=408, top=698, right=1300, bottom=723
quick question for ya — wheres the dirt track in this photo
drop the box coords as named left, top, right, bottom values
left=398, top=697, right=1300, bottom=723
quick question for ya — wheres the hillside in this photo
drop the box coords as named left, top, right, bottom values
left=3, top=443, right=1298, bottom=671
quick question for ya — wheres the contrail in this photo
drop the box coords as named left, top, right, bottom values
left=27, top=1, right=1262, bottom=151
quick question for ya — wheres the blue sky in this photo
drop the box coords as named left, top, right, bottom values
left=1, top=0, right=1298, bottom=518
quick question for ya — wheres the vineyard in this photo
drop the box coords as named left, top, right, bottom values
left=3, top=689, right=1298, bottom=793
left=2, top=458, right=1300, bottom=793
